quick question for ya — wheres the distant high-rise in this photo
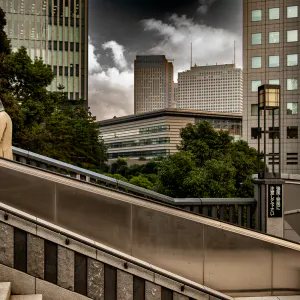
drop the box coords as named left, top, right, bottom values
left=134, top=55, right=174, bottom=114
left=0, top=0, right=88, bottom=104
left=177, top=64, right=243, bottom=114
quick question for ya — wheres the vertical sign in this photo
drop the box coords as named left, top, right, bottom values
left=268, top=184, right=282, bottom=218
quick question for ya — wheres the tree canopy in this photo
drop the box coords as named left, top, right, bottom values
left=156, top=121, right=261, bottom=198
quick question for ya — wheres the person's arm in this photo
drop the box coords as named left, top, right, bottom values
left=0, top=118, right=7, bottom=142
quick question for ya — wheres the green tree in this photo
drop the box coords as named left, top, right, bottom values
left=156, top=121, right=261, bottom=198
left=178, top=121, right=233, bottom=166
left=103, top=173, right=128, bottom=182
left=156, top=151, right=196, bottom=197
left=0, top=7, right=11, bottom=55
left=129, top=175, right=154, bottom=190
left=110, top=157, right=129, bottom=175
left=182, top=160, right=236, bottom=198
left=39, top=105, right=107, bottom=170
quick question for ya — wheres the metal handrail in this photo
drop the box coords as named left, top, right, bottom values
left=12, top=146, right=256, bottom=207
left=0, top=201, right=232, bottom=300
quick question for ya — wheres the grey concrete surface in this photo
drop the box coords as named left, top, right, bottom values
left=0, top=265, right=35, bottom=295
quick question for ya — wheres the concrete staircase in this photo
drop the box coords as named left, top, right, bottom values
left=0, top=283, right=42, bottom=300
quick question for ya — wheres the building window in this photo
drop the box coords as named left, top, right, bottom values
left=287, top=79, right=298, bottom=90
left=252, top=33, right=262, bottom=45
left=269, top=79, right=280, bottom=85
left=269, top=8, right=280, bottom=20
left=287, top=30, right=298, bottom=42
left=251, top=128, right=261, bottom=139
left=252, top=56, right=262, bottom=68
left=269, top=127, right=280, bottom=139
left=287, top=6, right=298, bottom=18
left=287, top=103, right=298, bottom=115
left=287, top=54, right=298, bottom=66
left=252, top=80, right=262, bottom=92
left=287, top=126, right=298, bottom=139
left=269, top=32, right=280, bottom=43
left=251, top=104, right=258, bottom=116
left=287, top=153, right=298, bottom=165
left=252, top=10, right=262, bottom=21
left=268, top=56, right=280, bottom=67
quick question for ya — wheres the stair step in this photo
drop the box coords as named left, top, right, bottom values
left=0, top=282, right=11, bottom=300
left=10, top=296, right=42, bottom=300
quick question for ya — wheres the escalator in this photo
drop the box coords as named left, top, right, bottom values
left=1, top=157, right=300, bottom=297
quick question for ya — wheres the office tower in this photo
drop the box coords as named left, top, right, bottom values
left=134, top=55, right=174, bottom=114
left=0, top=0, right=88, bottom=104
left=243, top=0, right=300, bottom=173
left=177, top=64, right=243, bottom=114
left=173, top=82, right=178, bottom=108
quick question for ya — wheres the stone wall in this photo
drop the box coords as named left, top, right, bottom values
left=0, top=207, right=218, bottom=300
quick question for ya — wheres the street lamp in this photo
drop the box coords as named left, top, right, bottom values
left=258, top=84, right=281, bottom=179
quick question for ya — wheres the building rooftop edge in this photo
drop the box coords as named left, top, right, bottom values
left=98, top=108, right=242, bottom=126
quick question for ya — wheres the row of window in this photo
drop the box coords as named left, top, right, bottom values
left=108, top=149, right=170, bottom=159
left=48, top=41, right=80, bottom=52
left=252, top=30, right=298, bottom=45
left=251, top=79, right=298, bottom=92
left=252, top=54, right=298, bottom=68
left=53, top=65, right=80, bottom=77
left=251, top=103, right=298, bottom=116
left=252, top=6, right=298, bottom=21
left=102, top=125, right=171, bottom=140
left=106, top=137, right=170, bottom=149
left=48, top=17, right=81, bottom=27
left=251, top=127, right=298, bottom=139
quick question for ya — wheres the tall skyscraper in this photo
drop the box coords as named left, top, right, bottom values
left=0, top=0, right=88, bottom=104
left=177, top=64, right=243, bottom=114
left=243, top=0, right=300, bottom=173
left=134, top=55, right=174, bottom=114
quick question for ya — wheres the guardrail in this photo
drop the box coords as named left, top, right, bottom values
left=0, top=202, right=232, bottom=300
left=12, top=146, right=257, bottom=229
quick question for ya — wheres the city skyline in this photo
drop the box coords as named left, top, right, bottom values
left=88, top=0, right=243, bottom=121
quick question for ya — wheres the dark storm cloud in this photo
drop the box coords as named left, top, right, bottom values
left=88, top=0, right=243, bottom=120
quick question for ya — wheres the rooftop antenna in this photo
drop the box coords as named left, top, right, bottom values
left=190, top=42, right=193, bottom=69
left=234, top=40, right=236, bottom=66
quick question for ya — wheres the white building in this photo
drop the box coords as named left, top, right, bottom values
left=177, top=64, right=243, bottom=114
left=98, top=108, right=242, bottom=164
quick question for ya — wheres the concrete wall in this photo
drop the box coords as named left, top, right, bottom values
left=0, top=203, right=217, bottom=300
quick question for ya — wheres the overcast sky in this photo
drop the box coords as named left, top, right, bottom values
left=88, top=0, right=243, bottom=121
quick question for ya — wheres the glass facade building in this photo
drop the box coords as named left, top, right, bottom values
left=0, top=0, right=88, bottom=103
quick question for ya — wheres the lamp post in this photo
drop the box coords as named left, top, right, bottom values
left=257, top=84, right=281, bottom=179
left=254, top=84, right=284, bottom=237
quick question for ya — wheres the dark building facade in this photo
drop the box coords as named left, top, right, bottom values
left=134, top=55, right=174, bottom=114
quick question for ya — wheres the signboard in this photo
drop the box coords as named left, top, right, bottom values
left=268, top=184, right=282, bottom=218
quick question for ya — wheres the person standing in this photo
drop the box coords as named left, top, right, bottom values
left=0, top=100, right=13, bottom=160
